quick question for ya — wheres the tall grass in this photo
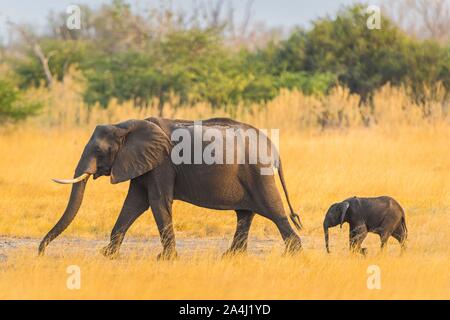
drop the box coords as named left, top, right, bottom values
left=20, top=70, right=449, bottom=131
left=0, top=75, right=449, bottom=299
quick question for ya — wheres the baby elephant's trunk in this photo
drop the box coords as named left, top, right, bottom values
left=324, top=224, right=330, bottom=253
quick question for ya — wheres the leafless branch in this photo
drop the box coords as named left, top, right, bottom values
left=384, top=0, right=450, bottom=42
left=7, top=21, right=53, bottom=87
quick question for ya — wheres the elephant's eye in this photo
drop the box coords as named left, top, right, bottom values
left=95, top=146, right=106, bottom=157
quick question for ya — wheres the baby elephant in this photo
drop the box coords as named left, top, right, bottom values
left=323, top=196, right=407, bottom=254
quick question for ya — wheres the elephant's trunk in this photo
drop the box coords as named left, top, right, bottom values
left=38, top=177, right=89, bottom=255
left=39, top=155, right=95, bottom=256
left=324, top=224, right=330, bottom=253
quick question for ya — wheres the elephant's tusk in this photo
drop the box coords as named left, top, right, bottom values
left=52, top=173, right=90, bottom=184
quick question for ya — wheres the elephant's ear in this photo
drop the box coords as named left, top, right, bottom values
left=339, top=201, right=350, bottom=229
left=111, top=120, right=171, bottom=184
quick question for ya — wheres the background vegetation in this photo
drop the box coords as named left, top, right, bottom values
left=0, top=0, right=449, bottom=125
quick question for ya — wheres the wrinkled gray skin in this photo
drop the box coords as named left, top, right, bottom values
left=323, top=196, right=407, bottom=255
left=39, top=117, right=302, bottom=259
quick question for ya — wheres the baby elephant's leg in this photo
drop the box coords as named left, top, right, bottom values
left=379, top=233, right=390, bottom=250
left=378, top=215, right=399, bottom=251
left=349, top=225, right=368, bottom=255
left=392, top=224, right=407, bottom=251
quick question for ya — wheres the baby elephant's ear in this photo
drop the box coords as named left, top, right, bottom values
left=339, top=201, right=350, bottom=228
left=111, top=120, right=172, bottom=184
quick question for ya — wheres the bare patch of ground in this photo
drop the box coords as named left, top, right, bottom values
left=0, top=235, right=296, bottom=261
left=0, top=233, right=402, bottom=262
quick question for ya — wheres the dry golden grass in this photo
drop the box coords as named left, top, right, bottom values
left=0, top=79, right=449, bottom=299
left=1, top=250, right=449, bottom=300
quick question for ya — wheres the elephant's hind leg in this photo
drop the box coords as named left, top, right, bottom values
left=257, top=204, right=301, bottom=253
left=258, top=206, right=302, bottom=253
left=102, top=180, right=149, bottom=258
left=248, top=178, right=302, bottom=253
left=274, top=216, right=302, bottom=253
left=223, top=210, right=255, bottom=256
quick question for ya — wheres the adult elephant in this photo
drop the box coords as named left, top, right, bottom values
left=38, top=117, right=302, bottom=259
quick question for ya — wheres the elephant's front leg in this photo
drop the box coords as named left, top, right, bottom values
left=102, top=180, right=149, bottom=258
left=349, top=224, right=368, bottom=255
left=223, top=210, right=255, bottom=256
left=150, top=200, right=177, bottom=260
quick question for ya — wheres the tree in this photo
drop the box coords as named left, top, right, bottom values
left=405, top=40, right=450, bottom=104
left=301, top=5, right=410, bottom=103
left=13, top=39, right=91, bottom=89
left=384, top=0, right=450, bottom=43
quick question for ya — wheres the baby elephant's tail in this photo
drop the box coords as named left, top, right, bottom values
left=401, top=216, right=408, bottom=239
left=277, top=159, right=302, bottom=231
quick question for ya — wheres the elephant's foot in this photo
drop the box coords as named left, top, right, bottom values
left=283, top=237, right=302, bottom=256
left=399, top=244, right=407, bottom=255
left=101, top=244, right=120, bottom=259
left=350, top=247, right=367, bottom=256
left=222, top=248, right=247, bottom=258
left=157, top=249, right=178, bottom=261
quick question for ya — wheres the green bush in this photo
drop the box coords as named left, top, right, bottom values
left=276, top=72, right=336, bottom=95
left=0, top=79, right=42, bottom=123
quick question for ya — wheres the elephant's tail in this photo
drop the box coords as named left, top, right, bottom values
left=402, top=215, right=408, bottom=239
left=277, top=159, right=302, bottom=231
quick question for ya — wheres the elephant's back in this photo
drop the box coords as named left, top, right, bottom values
left=148, top=117, right=260, bottom=135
